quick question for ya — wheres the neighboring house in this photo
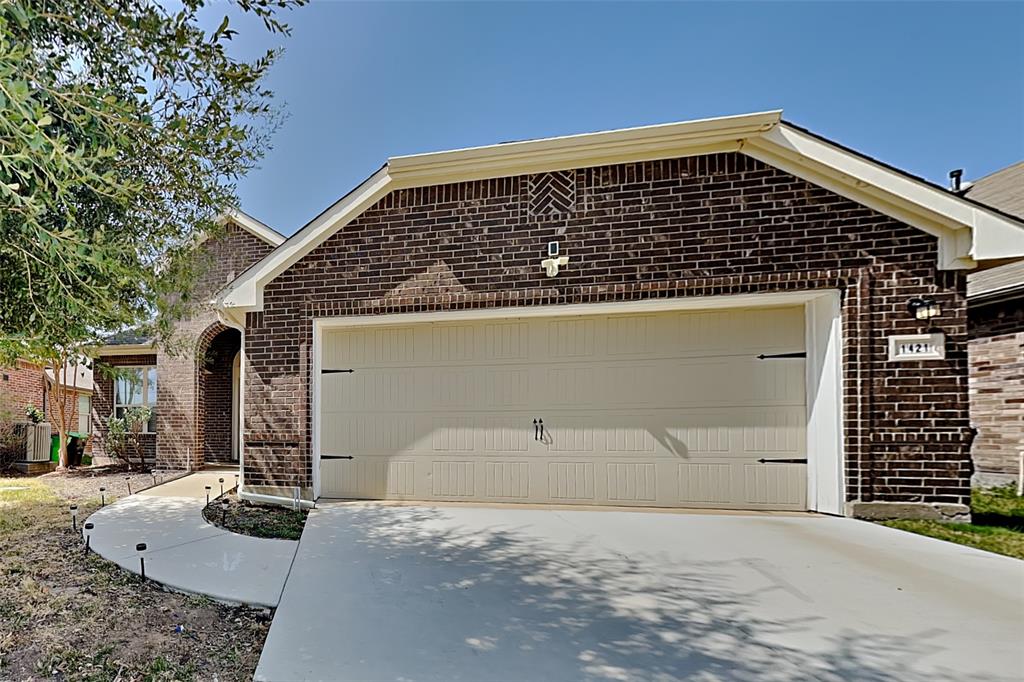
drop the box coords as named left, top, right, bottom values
left=963, top=162, right=1024, bottom=487
left=209, top=111, right=1024, bottom=521
left=89, top=211, right=284, bottom=468
left=1, top=358, right=94, bottom=464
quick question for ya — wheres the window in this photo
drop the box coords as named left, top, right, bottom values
left=77, top=394, right=91, bottom=435
left=114, top=366, right=157, bottom=433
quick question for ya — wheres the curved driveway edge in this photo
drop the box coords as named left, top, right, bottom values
left=85, top=472, right=297, bottom=608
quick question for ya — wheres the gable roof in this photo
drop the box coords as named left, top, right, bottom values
left=964, top=161, right=1024, bottom=221
left=218, top=111, right=1024, bottom=314
left=222, top=209, right=285, bottom=247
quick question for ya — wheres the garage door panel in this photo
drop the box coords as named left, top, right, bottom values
left=320, top=306, right=808, bottom=510
left=484, top=461, right=531, bottom=499
left=743, top=463, right=806, bottom=507
left=547, top=461, right=596, bottom=501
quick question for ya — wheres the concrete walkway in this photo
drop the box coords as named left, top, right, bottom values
left=86, top=471, right=297, bottom=608
left=257, top=503, right=1024, bottom=682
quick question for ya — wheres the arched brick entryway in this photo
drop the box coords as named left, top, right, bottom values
left=196, top=323, right=241, bottom=464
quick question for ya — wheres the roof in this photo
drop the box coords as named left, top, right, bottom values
left=968, top=259, right=1024, bottom=301
left=224, top=209, right=286, bottom=247
left=964, top=162, right=1024, bottom=221
left=103, top=329, right=152, bottom=346
left=218, top=110, right=1024, bottom=314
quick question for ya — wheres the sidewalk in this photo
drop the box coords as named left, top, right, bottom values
left=86, top=471, right=298, bottom=608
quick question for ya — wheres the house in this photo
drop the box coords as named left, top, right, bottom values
left=1, top=358, right=94, bottom=469
left=963, top=162, right=1024, bottom=488
left=89, top=211, right=284, bottom=468
left=81, top=111, right=1024, bottom=519
left=204, top=111, right=1024, bottom=521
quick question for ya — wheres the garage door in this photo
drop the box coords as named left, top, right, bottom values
left=319, top=306, right=807, bottom=510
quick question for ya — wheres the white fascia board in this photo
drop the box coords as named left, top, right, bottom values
left=223, top=209, right=286, bottom=247
left=743, top=139, right=973, bottom=269
left=389, top=111, right=781, bottom=185
left=220, top=167, right=393, bottom=312
left=971, top=209, right=1024, bottom=261
left=754, top=125, right=1024, bottom=265
left=95, top=343, right=156, bottom=356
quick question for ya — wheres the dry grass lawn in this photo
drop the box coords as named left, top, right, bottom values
left=0, top=473, right=270, bottom=681
left=882, top=486, right=1024, bottom=560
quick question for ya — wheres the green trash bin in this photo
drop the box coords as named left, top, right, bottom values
left=50, top=434, right=60, bottom=462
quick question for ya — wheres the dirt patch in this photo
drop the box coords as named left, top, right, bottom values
left=202, top=493, right=307, bottom=541
left=35, top=466, right=185, bottom=502
left=0, top=475, right=270, bottom=681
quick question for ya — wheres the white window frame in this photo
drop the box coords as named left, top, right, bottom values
left=77, top=394, right=91, bottom=435
left=113, top=366, right=157, bottom=433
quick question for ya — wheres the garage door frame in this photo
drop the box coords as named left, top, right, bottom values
left=311, top=290, right=844, bottom=514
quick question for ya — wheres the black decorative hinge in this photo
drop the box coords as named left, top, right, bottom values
left=757, top=458, right=808, bottom=464
left=756, top=352, right=807, bottom=360
left=322, top=368, right=355, bottom=374
left=321, top=454, right=355, bottom=460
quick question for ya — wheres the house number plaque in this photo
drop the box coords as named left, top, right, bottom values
left=887, top=333, right=945, bottom=361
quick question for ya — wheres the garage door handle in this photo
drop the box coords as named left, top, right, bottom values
left=756, top=352, right=806, bottom=360
left=322, top=454, right=354, bottom=460
left=533, top=419, right=539, bottom=440
left=756, top=458, right=807, bottom=464
left=539, top=419, right=544, bottom=440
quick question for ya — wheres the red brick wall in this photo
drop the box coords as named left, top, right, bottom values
left=968, top=296, right=1024, bottom=482
left=244, top=153, right=971, bottom=511
left=1, top=360, right=91, bottom=454
left=0, top=360, right=45, bottom=419
left=91, top=221, right=275, bottom=471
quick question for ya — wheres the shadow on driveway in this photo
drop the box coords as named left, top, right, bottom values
left=256, top=504, right=1023, bottom=682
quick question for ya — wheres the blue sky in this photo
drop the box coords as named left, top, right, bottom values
left=219, top=1, right=1024, bottom=235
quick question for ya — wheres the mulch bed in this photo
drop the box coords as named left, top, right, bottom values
left=202, top=493, right=307, bottom=541
left=0, top=472, right=271, bottom=681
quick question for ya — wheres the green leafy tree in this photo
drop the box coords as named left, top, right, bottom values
left=0, top=0, right=303, bottom=467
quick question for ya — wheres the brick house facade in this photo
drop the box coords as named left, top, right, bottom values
left=2, top=359, right=93, bottom=457
left=221, top=113, right=1024, bottom=519
left=967, top=261, right=1024, bottom=487
left=91, top=216, right=281, bottom=470
left=961, top=163, right=1024, bottom=488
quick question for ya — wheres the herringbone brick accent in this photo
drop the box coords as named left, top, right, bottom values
left=528, top=170, right=576, bottom=217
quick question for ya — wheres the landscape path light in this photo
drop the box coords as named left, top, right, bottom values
left=99, top=487, right=106, bottom=506
left=136, top=542, right=147, bottom=581
left=205, top=485, right=212, bottom=506
left=219, top=477, right=224, bottom=497
left=69, top=505, right=78, bottom=532
left=125, top=477, right=132, bottom=495
left=221, top=497, right=230, bottom=526
left=83, top=522, right=94, bottom=552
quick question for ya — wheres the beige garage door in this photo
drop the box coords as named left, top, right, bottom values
left=319, top=306, right=808, bottom=510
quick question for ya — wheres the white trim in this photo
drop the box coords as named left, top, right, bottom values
left=221, top=167, right=393, bottom=313
left=231, top=351, right=241, bottom=461
left=238, top=487, right=315, bottom=510
left=222, top=209, right=285, bottom=247
left=218, top=111, right=1024, bottom=313
left=96, top=343, right=155, bottom=356
left=804, top=292, right=845, bottom=515
left=311, top=291, right=845, bottom=511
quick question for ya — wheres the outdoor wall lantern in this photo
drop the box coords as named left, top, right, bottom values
left=907, top=297, right=942, bottom=321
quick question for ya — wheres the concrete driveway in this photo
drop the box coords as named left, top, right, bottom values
left=256, top=504, right=1024, bottom=682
